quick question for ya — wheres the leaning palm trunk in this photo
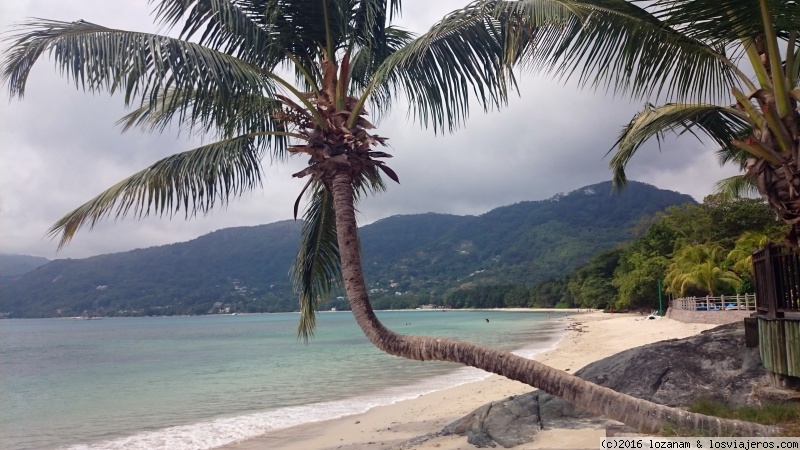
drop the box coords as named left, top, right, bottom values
left=330, top=172, right=781, bottom=437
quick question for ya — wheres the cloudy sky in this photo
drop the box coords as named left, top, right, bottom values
left=0, top=1, right=740, bottom=260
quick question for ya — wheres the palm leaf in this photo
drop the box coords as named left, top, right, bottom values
left=364, top=0, right=519, bottom=133
left=712, top=133, right=760, bottom=200
left=714, top=175, right=759, bottom=200
left=117, top=87, right=291, bottom=159
left=153, top=0, right=323, bottom=60
left=503, top=0, right=742, bottom=103
left=48, top=135, right=265, bottom=249
left=350, top=0, right=403, bottom=50
left=348, top=25, right=414, bottom=122
left=290, top=183, right=341, bottom=341
left=714, top=130, right=754, bottom=168
left=1, top=19, right=272, bottom=108
left=666, top=243, right=740, bottom=295
left=151, top=0, right=279, bottom=67
left=652, top=0, right=800, bottom=44
left=609, top=103, right=750, bottom=188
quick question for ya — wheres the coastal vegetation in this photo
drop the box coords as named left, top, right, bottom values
left=557, top=195, right=787, bottom=312
left=1, top=0, right=788, bottom=437
left=429, top=195, right=786, bottom=313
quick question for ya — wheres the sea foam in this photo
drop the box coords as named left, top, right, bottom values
left=67, top=335, right=562, bottom=450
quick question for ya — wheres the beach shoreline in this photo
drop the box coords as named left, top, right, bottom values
left=218, top=312, right=717, bottom=450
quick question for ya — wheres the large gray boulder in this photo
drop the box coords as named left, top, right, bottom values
left=442, top=322, right=769, bottom=448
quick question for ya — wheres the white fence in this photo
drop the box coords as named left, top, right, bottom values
left=670, top=294, right=757, bottom=311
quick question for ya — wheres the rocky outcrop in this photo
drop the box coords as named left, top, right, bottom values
left=443, top=322, right=770, bottom=448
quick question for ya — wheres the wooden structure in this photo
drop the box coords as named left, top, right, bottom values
left=751, top=244, right=800, bottom=387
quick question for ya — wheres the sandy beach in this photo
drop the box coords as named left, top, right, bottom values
left=220, top=312, right=716, bottom=450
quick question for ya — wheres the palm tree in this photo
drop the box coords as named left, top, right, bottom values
left=728, top=231, right=772, bottom=275
left=599, top=0, right=799, bottom=246
left=666, top=244, right=741, bottom=296
left=1, top=0, right=781, bottom=436
left=713, top=143, right=760, bottom=200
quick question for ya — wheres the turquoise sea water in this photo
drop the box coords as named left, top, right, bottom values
left=0, top=310, right=564, bottom=450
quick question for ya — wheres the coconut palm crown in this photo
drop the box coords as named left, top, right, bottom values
left=2, top=0, right=527, bottom=338
left=604, top=0, right=799, bottom=245
left=1, top=0, right=785, bottom=437
left=666, top=244, right=741, bottom=296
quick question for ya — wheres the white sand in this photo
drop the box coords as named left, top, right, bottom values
left=219, top=312, right=716, bottom=450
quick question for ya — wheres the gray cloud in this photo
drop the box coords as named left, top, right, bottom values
left=0, top=1, right=741, bottom=259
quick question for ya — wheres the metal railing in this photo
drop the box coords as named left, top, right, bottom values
left=670, top=294, right=757, bottom=311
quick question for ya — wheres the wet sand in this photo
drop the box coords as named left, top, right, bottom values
left=220, top=312, right=715, bottom=450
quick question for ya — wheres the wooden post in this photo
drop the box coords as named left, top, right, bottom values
left=766, top=245, right=777, bottom=319
left=753, top=243, right=800, bottom=390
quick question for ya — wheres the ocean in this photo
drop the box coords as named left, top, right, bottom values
left=0, top=310, right=565, bottom=450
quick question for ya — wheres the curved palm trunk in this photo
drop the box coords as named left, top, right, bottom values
left=330, top=172, right=781, bottom=437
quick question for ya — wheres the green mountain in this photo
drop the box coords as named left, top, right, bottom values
left=0, top=254, right=49, bottom=277
left=0, top=181, right=693, bottom=317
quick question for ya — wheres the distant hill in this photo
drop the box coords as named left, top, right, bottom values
left=359, top=181, right=691, bottom=292
left=0, top=254, right=49, bottom=277
left=0, top=181, right=694, bottom=317
left=0, top=220, right=303, bottom=318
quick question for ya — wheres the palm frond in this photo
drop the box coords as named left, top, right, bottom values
left=714, top=175, right=759, bottom=200
left=151, top=0, right=279, bottom=67
left=48, top=135, right=265, bottom=249
left=348, top=25, right=414, bottom=122
left=1, top=19, right=272, bottom=107
left=504, top=0, right=741, bottom=103
left=714, top=130, right=753, bottom=168
left=666, top=243, right=740, bottom=295
left=153, top=0, right=326, bottom=60
left=609, top=103, right=750, bottom=188
left=727, top=230, right=770, bottom=274
left=117, top=87, right=290, bottom=159
left=290, top=183, right=341, bottom=341
left=364, top=0, right=518, bottom=133
left=355, top=167, right=388, bottom=197
left=650, top=0, right=800, bottom=45
left=350, top=0, right=389, bottom=47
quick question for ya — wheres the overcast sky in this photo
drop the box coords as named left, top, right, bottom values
left=0, top=0, right=741, bottom=260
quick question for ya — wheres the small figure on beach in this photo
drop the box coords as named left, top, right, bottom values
left=485, top=318, right=490, bottom=323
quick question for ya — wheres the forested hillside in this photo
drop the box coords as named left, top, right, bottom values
left=0, top=181, right=693, bottom=317
left=0, top=254, right=49, bottom=277
left=460, top=195, right=786, bottom=312
left=353, top=181, right=694, bottom=310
